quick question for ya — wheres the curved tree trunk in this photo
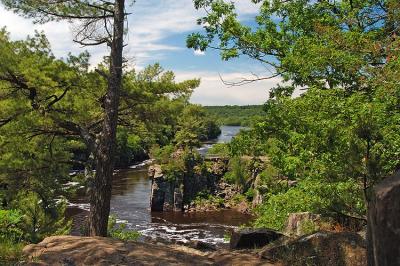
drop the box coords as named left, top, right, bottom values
left=88, top=0, right=125, bottom=237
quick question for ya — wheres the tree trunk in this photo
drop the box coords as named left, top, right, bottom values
left=88, top=0, right=125, bottom=237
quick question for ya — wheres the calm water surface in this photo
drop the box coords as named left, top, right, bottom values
left=67, top=126, right=251, bottom=245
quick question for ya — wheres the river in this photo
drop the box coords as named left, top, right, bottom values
left=66, top=126, right=251, bottom=246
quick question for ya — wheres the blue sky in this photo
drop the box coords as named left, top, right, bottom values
left=0, top=0, right=281, bottom=105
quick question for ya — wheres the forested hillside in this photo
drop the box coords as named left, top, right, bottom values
left=204, top=105, right=264, bottom=126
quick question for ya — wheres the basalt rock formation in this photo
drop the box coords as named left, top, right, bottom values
left=149, top=158, right=229, bottom=212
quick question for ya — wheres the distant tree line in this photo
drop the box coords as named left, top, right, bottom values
left=204, top=105, right=264, bottom=126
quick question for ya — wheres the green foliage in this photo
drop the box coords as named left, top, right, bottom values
left=260, top=88, right=399, bottom=186
left=231, top=194, right=246, bottom=205
left=204, top=105, right=264, bottom=126
left=193, top=193, right=224, bottom=209
left=11, top=192, right=71, bottom=244
left=254, top=178, right=365, bottom=230
left=244, top=188, right=255, bottom=201
left=298, top=220, right=319, bottom=236
left=223, top=232, right=231, bottom=242
left=174, top=104, right=221, bottom=148
left=107, top=215, right=141, bottom=241
left=115, top=127, right=147, bottom=168
left=153, top=145, right=204, bottom=183
left=189, top=0, right=400, bottom=187
left=206, top=143, right=230, bottom=157
left=0, top=240, right=24, bottom=264
left=0, top=28, right=209, bottom=239
left=229, top=129, right=267, bottom=157
left=237, top=86, right=399, bottom=229
left=0, top=209, right=24, bottom=263
left=0, top=210, right=23, bottom=243
left=256, top=165, right=288, bottom=201
left=189, top=0, right=400, bottom=91
left=150, top=144, right=175, bottom=164
left=224, top=157, right=248, bottom=187
left=0, top=194, right=70, bottom=263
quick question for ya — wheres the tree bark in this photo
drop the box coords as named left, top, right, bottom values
left=88, top=0, right=125, bottom=237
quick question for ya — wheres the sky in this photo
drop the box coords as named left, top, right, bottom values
left=0, top=0, right=281, bottom=106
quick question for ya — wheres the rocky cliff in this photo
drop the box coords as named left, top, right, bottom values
left=149, top=157, right=228, bottom=212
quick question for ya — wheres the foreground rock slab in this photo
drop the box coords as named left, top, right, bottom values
left=230, top=228, right=283, bottom=249
left=22, top=236, right=272, bottom=266
left=259, top=231, right=366, bottom=266
left=23, top=236, right=213, bottom=266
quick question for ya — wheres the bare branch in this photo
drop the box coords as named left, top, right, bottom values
left=218, top=72, right=281, bottom=87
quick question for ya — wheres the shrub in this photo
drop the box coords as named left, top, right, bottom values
left=193, top=194, right=224, bottom=209
left=108, top=215, right=141, bottom=241
left=207, top=143, right=230, bottom=157
left=0, top=210, right=23, bottom=243
left=0, top=240, right=24, bottom=264
left=150, top=144, right=175, bottom=164
left=0, top=210, right=24, bottom=263
left=254, top=178, right=365, bottom=230
left=11, top=192, right=71, bottom=244
left=224, top=157, right=248, bottom=187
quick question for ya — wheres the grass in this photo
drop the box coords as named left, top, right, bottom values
left=0, top=240, right=25, bottom=265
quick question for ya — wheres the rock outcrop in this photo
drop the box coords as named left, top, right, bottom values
left=367, top=170, right=400, bottom=266
left=23, top=236, right=214, bottom=266
left=22, top=236, right=271, bottom=266
left=149, top=165, right=176, bottom=211
left=230, top=228, right=283, bottom=249
left=149, top=158, right=229, bottom=212
left=259, top=231, right=366, bottom=266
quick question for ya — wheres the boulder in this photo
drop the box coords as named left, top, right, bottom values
left=367, top=171, right=400, bottom=266
left=260, top=231, right=366, bottom=266
left=285, top=212, right=321, bottom=236
left=189, top=240, right=217, bottom=252
left=230, top=228, right=283, bottom=249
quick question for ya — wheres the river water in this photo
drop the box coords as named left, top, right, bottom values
left=66, top=126, right=251, bottom=246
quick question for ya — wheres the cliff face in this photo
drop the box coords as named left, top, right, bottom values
left=149, top=165, right=177, bottom=211
left=149, top=158, right=228, bottom=212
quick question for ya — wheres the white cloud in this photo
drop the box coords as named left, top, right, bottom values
left=0, top=1, right=267, bottom=105
left=194, top=49, right=205, bottom=56
left=0, top=6, right=108, bottom=64
left=0, top=0, right=260, bottom=66
left=175, top=70, right=281, bottom=105
left=233, top=0, right=261, bottom=16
